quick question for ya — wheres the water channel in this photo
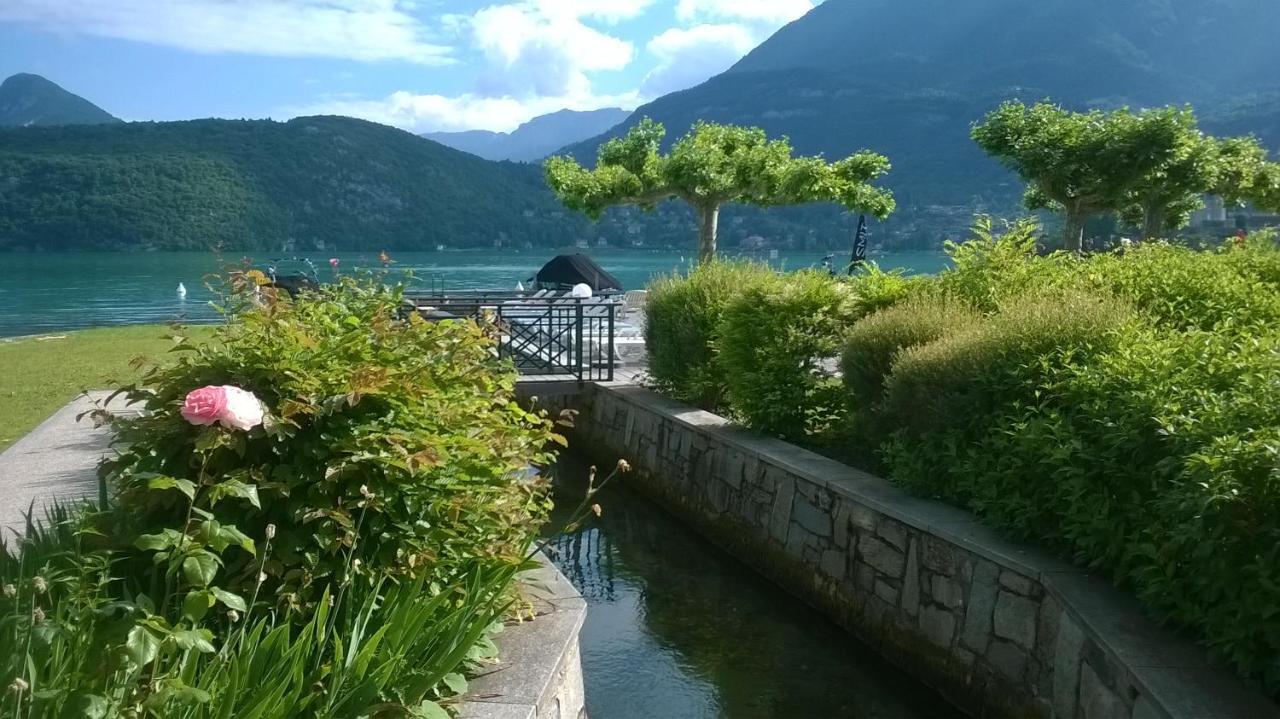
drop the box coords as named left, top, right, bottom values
left=546, top=453, right=956, bottom=718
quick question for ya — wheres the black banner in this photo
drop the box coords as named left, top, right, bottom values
left=848, top=214, right=868, bottom=274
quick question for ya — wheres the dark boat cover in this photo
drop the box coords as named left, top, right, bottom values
left=535, top=254, right=623, bottom=292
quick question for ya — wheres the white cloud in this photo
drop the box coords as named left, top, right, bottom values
left=471, top=3, right=634, bottom=97
left=675, top=0, right=814, bottom=25
left=641, top=23, right=756, bottom=97
left=0, top=0, right=452, bottom=64
left=290, top=88, right=640, bottom=133
left=282, top=1, right=653, bottom=133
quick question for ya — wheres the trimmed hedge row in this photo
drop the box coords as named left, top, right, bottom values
left=644, top=222, right=1280, bottom=695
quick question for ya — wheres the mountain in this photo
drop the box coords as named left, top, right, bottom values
left=0, top=116, right=615, bottom=251
left=563, top=0, right=1280, bottom=247
left=425, top=108, right=630, bottom=162
left=0, top=74, right=121, bottom=127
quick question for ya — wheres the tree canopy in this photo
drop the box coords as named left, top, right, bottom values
left=973, top=101, right=1280, bottom=250
left=545, top=118, right=895, bottom=261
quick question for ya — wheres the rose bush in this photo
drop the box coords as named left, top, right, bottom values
left=1, top=273, right=563, bottom=717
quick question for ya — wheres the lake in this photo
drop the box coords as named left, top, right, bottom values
left=0, top=249, right=949, bottom=337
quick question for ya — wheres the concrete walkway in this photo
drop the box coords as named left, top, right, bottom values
left=0, top=391, right=130, bottom=539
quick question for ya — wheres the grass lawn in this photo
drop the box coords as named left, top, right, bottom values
left=0, top=324, right=214, bottom=450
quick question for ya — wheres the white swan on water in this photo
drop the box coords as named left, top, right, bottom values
left=177, top=282, right=187, bottom=298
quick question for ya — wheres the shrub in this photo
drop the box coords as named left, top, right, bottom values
left=105, top=276, right=559, bottom=604
left=1088, top=241, right=1280, bottom=332
left=644, top=260, right=775, bottom=410
left=717, top=271, right=859, bottom=440
left=937, top=216, right=1081, bottom=312
left=884, top=326, right=1280, bottom=691
left=0, top=275, right=560, bottom=717
left=1218, top=229, right=1280, bottom=287
left=840, top=293, right=977, bottom=421
left=845, top=263, right=918, bottom=317
left=881, top=290, right=1133, bottom=442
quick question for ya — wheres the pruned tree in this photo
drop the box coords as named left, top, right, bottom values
left=972, top=101, right=1189, bottom=252
left=545, top=118, right=895, bottom=262
left=1119, top=113, right=1280, bottom=239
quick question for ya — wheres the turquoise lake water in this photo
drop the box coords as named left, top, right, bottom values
left=0, top=249, right=949, bottom=337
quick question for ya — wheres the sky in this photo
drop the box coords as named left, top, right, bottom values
left=0, top=0, right=817, bottom=133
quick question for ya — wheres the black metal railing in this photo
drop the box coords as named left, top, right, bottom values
left=404, top=291, right=620, bottom=381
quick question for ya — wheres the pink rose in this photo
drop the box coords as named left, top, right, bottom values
left=180, top=385, right=265, bottom=431
left=181, top=386, right=228, bottom=426
left=220, top=386, right=265, bottom=431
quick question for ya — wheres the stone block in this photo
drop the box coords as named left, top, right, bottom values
left=858, top=535, right=906, bottom=578
left=792, top=494, right=833, bottom=537
left=999, top=570, right=1037, bottom=597
left=768, top=473, right=796, bottom=545
left=901, top=539, right=920, bottom=617
left=832, top=501, right=852, bottom=549
left=930, top=575, right=964, bottom=609
left=876, top=517, right=910, bottom=552
left=820, top=549, right=847, bottom=581
left=961, top=560, right=999, bottom=652
left=1079, top=661, right=1125, bottom=719
left=1130, top=695, right=1161, bottom=719
left=921, top=535, right=959, bottom=576
left=848, top=502, right=879, bottom=533
left=994, top=591, right=1038, bottom=649
left=986, top=639, right=1029, bottom=682
left=1052, top=612, right=1085, bottom=719
left=853, top=560, right=877, bottom=592
left=874, top=579, right=900, bottom=605
left=919, top=606, right=957, bottom=648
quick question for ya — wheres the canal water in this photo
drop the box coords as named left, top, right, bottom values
left=0, top=249, right=949, bottom=337
left=546, top=454, right=955, bottom=719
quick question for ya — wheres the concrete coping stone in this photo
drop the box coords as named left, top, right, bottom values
left=459, top=554, right=586, bottom=718
left=591, top=382, right=1278, bottom=718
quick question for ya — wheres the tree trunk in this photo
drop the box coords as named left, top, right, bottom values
left=697, top=204, right=719, bottom=263
left=1141, top=204, right=1164, bottom=242
left=1063, top=203, right=1086, bottom=253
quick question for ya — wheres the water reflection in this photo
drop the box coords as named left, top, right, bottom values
left=547, top=454, right=957, bottom=719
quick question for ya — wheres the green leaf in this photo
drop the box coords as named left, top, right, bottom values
left=210, top=587, right=247, bottom=612
left=442, top=672, right=468, bottom=695
left=125, top=625, right=160, bottom=667
left=170, top=628, right=216, bottom=653
left=62, top=693, right=109, bottom=719
left=218, top=525, right=257, bottom=555
left=207, top=479, right=261, bottom=509
left=181, top=551, right=220, bottom=588
left=183, top=590, right=216, bottom=622
left=408, top=700, right=450, bottom=719
left=134, top=530, right=179, bottom=552
left=146, top=476, right=197, bottom=500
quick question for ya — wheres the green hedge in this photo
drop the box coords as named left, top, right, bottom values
left=646, top=221, right=1280, bottom=694
left=717, top=271, right=856, bottom=440
left=840, top=293, right=977, bottom=425
left=644, top=260, right=775, bottom=410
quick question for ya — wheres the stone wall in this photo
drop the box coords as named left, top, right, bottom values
left=528, top=381, right=1276, bottom=719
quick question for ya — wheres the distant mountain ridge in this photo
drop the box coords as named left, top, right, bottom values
left=425, top=107, right=630, bottom=162
left=563, top=0, right=1280, bottom=246
left=0, top=116, right=586, bottom=251
left=0, top=73, right=121, bottom=127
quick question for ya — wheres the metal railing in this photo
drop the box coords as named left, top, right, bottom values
left=405, top=290, right=620, bottom=381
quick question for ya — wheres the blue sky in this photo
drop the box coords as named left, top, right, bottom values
left=0, top=0, right=816, bottom=133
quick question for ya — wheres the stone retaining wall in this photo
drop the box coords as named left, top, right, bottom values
left=525, top=381, right=1276, bottom=719
left=459, top=557, right=586, bottom=719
